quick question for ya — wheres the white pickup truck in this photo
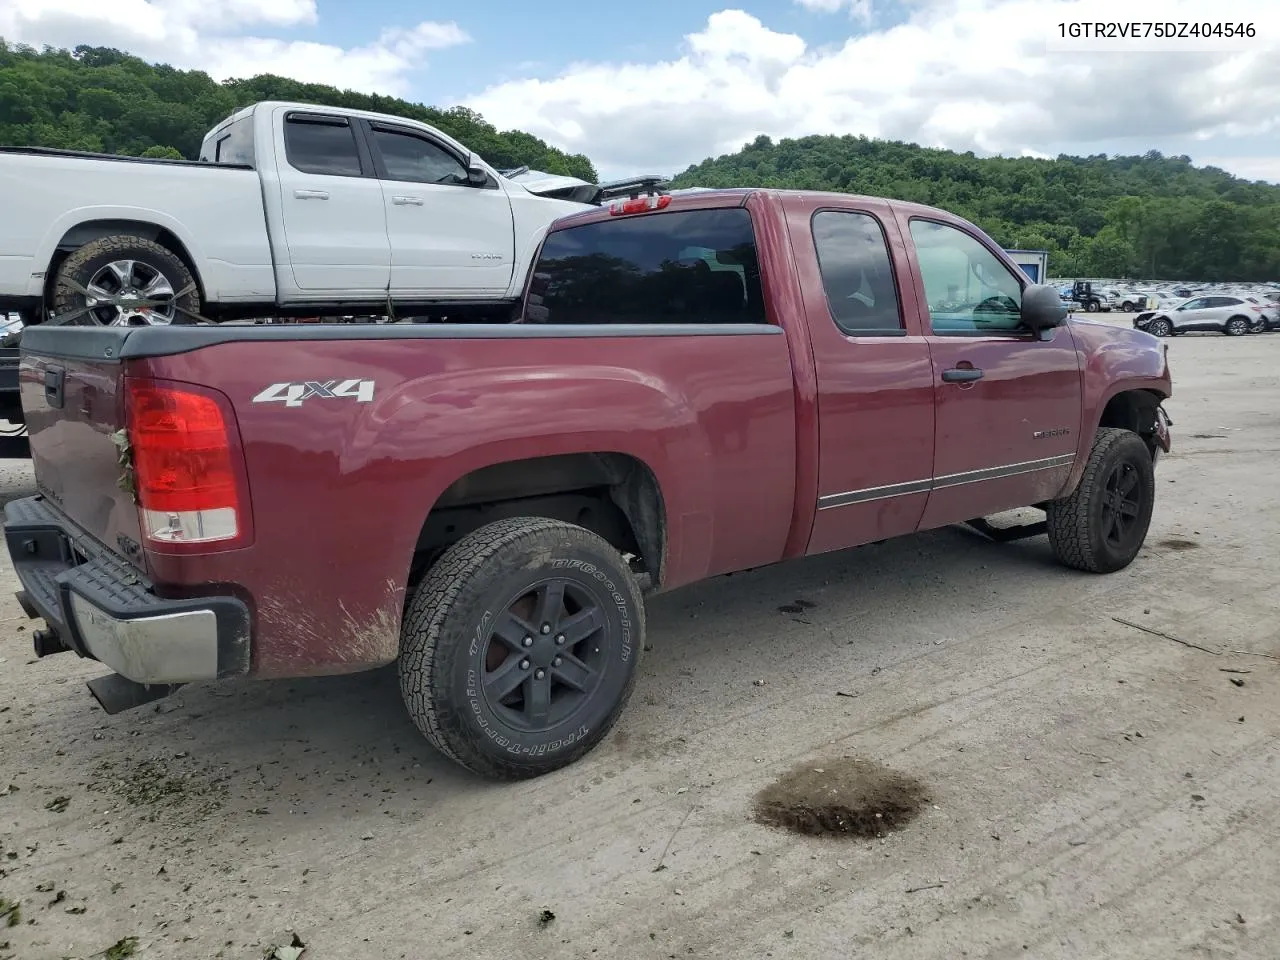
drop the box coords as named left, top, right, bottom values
left=0, top=100, right=660, bottom=329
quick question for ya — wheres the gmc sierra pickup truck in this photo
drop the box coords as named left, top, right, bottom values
left=5, top=187, right=1173, bottom=780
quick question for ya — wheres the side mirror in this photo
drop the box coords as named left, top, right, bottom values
left=466, top=154, right=489, bottom=186
left=1021, top=283, right=1067, bottom=336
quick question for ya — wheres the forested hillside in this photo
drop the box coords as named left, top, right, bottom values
left=4, top=41, right=1275, bottom=281
left=672, top=135, right=1280, bottom=281
left=0, top=42, right=597, bottom=181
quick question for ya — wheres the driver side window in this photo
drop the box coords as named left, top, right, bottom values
left=371, top=127, right=468, bottom=185
left=908, top=219, right=1024, bottom=334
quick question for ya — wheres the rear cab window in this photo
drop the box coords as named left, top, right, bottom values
left=283, top=114, right=365, bottom=177
left=811, top=210, right=904, bottom=336
left=201, top=115, right=255, bottom=165
left=524, top=207, right=768, bottom=325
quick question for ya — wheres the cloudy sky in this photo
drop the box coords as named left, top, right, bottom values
left=3, top=0, right=1277, bottom=182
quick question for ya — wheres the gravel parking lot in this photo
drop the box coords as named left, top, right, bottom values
left=1, top=323, right=1277, bottom=960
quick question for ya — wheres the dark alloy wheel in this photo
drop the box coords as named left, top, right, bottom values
left=481, top=578, right=611, bottom=733
left=399, top=516, right=644, bottom=780
left=1147, top=317, right=1172, bottom=337
left=1098, top=460, right=1143, bottom=555
left=1047, top=427, right=1155, bottom=573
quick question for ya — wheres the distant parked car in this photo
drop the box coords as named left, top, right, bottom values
left=1245, top=296, right=1277, bottom=333
left=1115, top=290, right=1147, bottom=312
left=1133, top=295, right=1263, bottom=337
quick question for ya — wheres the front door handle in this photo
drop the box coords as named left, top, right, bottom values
left=294, top=189, right=329, bottom=200
left=941, top=367, right=984, bottom=383
left=392, top=195, right=424, bottom=206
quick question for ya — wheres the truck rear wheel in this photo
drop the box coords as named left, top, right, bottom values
left=398, top=516, right=644, bottom=780
left=51, top=235, right=200, bottom=326
left=1046, top=427, right=1155, bottom=574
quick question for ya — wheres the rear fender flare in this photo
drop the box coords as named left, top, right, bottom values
left=32, top=207, right=213, bottom=300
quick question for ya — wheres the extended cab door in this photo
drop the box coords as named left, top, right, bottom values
left=792, top=199, right=937, bottom=555
left=272, top=110, right=391, bottom=294
left=362, top=120, right=517, bottom=298
left=900, top=215, right=1082, bottom=529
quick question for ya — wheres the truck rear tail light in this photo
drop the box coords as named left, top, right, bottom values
left=125, top=379, right=243, bottom=545
left=609, top=194, right=671, bottom=216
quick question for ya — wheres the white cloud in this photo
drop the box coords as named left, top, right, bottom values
left=463, top=2, right=1280, bottom=180
left=1196, top=156, right=1280, bottom=184
left=0, top=0, right=469, bottom=96
left=793, top=0, right=874, bottom=24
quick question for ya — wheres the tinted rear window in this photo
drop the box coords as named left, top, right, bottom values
left=524, top=207, right=768, bottom=325
left=284, top=116, right=363, bottom=177
left=210, top=116, right=254, bottom=165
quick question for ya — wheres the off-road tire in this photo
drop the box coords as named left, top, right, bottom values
left=398, top=516, right=645, bottom=780
left=1147, top=317, right=1172, bottom=337
left=1047, top=427, right=1155, bottom=574
left=51, top=234, right=200, bottom=326
left=1223, top=315, right=1249, bottom=337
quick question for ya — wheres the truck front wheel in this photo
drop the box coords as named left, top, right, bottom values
left=398, top=516, right=645, bottom=780
left=1046, top=427, right=1155, bottom=574
left=51, top=235, right=201, bottom=326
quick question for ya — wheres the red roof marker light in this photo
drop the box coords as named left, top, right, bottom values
left=608, top=194, right=672, bottom=216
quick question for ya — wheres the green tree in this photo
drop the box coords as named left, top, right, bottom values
left=670, top=133, right=1280, bottom=281
left=0, top=41, right=597, bottom=182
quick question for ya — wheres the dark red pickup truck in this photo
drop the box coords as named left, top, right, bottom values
left=5, top=188, right=1172, bottom=779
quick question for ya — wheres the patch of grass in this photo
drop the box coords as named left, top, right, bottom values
left=102, top=936, right=140, bottom=959
left=89, top=758, right=225, bottom=817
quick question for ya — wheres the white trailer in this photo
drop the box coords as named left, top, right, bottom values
left=1004, top=249, right=1050, bottom=284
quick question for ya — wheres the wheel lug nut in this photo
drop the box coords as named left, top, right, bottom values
left=552, top=656, right=562, bottom=667
left=540, top=624, right=551, bottom=634
left=520, top=659, right=530, bottom=670
left=534, top=668, right=546, bottom=679
left=522, top=636, right=533, bottom=647
left=555, top=634, right=565, bottom=645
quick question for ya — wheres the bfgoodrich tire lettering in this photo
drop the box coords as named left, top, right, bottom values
left=1046, top=427, right=1155, bottom=574
left=398, top=516, right=644, bottom=780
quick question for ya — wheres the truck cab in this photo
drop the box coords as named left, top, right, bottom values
left=199, top=101, right=589, bottom=310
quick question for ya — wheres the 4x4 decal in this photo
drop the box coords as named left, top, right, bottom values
left=252, top=379, right=375, bottom=408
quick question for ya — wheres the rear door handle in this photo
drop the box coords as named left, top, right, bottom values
left=941, top=367, right=984, bottom=383
left=293, top=189, right=329, bottom=200
left=392, top=195, right=424, bottom=205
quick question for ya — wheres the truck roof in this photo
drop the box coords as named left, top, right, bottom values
left=547, top=187, right=980, bottom=234
left=204, top=101, right=480, bottom=164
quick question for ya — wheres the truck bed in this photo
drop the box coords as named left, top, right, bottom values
left=0, top=149, right=273, bottom=308
left=0, top=145, right=252, bottom=170
left=16, top=320, right=799, bottom=677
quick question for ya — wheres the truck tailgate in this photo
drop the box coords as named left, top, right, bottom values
left=19, top=348, right=146, bottom=570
